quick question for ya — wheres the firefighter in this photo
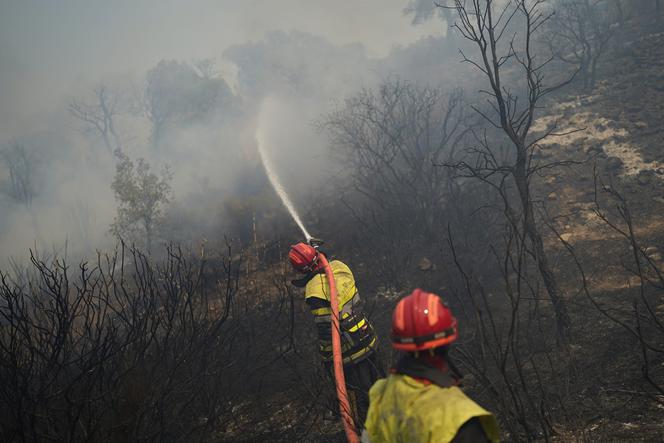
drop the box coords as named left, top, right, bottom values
left=363, top=288, right=500, bottom=443
left=289, top=242, right=383, bottom=428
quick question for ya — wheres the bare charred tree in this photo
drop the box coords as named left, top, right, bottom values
left=1, top=142, right=34, bottom=206
left=566, top=175, right=664, bottom=400
left=69, top=84, right=123, bottom=154
left=443, top=0, right=572, bottom=341
left=547, top=0, right=613, bottom=90
left=614, top=0, right=625, bottom=26
left=607, top=0, right=661, bottom=29
left=632, top=0, right=663, bottom=22
left=444, top=220, right=575, bottom=441
left=0, top=243, right=244, bottom=442
left=610, top=0, right=629, bottom=29
left=323, top=79, right=471, bottom=286
left=0, top=239, right=367, bottom=442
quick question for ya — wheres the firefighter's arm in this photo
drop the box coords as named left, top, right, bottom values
left=305, top=295, right=331, bottom=316
left=450, top=418, right=492, bottom=443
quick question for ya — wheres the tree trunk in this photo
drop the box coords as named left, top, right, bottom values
left=151, top=124, right=162, bottom=150
left=101, top=131, right=113, bottom=155
left=616, top=1, right=625, bottom=28
left=514, top=150, right=571, bottom=343
left=146, top=222, right=152, bottom=255
left=590, top=57, right=599, bottom=90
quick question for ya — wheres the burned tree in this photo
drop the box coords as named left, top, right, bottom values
left=323, top=79, right=471, bottom=286
left=444, top=0, right=572, bottom=341
left=632, top=0, right=663, bottom=22
left=576, top=177, right=664, bottom=400
left=69, top=84, right=123, bottom=154
left=444, top=221, right=577, bottom=440
left=1, top=142, right=34, bottom=206
left=0, top=244, right=245, bottom=442
left=546, top=0, right=613, bottom=90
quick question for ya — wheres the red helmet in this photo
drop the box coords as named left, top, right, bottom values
left=289, top=243, right=320, bottom=273
left=391, top=288, right=458, bottom=352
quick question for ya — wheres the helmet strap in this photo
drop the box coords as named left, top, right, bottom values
left=394, top=353, right=459, bottom=388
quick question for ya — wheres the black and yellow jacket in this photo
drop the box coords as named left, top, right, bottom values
left=301, top=260, right=377, bottom=364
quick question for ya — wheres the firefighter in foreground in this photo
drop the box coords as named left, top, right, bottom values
left=289, top=242, right=383, bottom=428
left=363, top=289, right=500, bottom=443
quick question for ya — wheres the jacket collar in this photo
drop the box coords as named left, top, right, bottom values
left=291, top=269, right=325, bottom=288
left=393, top=354, right=460, bottom=388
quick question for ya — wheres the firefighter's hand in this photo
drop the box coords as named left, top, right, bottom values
left=291, top=278, right=308, bottom=288
left=308, top=238, right=325, bottom=248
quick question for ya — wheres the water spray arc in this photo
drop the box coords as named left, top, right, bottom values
left=256, top=133, right=313, bottom=242
left=255, top=98, right=359, bottom=443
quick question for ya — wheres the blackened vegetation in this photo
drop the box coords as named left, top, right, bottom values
left=0, top=242, right=343, bottom=442
left=0, top=244, right=233, bottom=441
left=1, top=142, right=34, bottom=207
left=323, top=80, right=472, bottom=288
left=545, top=0, right=664, bottom=91
left=587, top=175, right=664, bottom=399
left=546, top=0, right=613, bottom=91
left=319, top=1, right=664, bottom=441
left=2, top=2, right=664, bottom=442
left=443, top=0, right=576, bottom=344
left=68, top=84, right=124, bottom=155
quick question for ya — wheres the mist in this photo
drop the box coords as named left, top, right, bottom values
left=2, top=1, right=664, bottom=441
left=0, top=0, right=455, bottom=262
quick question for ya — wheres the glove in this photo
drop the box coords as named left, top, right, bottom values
left=308, top=237, right=325, bottom=248
left=291, top=271, right=318, bottom=287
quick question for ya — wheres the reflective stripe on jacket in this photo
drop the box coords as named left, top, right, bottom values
left=315, top=312, right=377, bottom=363
left=364, top=374, right=500, bottom=443
left=304, top=260, right=376, bottom=364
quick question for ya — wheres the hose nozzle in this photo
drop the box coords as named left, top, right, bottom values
left=308, top=237, right=325, bottom=249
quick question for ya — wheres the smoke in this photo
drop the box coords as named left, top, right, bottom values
left=256, top=96, right=314, bottom=241
left=403, top=0, right=447, bottom=25
left=0, top=131, right=116, bottom=263
left=0, top=1, right=467, bottom=265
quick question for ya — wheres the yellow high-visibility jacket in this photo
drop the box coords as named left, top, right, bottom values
left=305, top=260, right=357, bottom=313
left=364, top=374, right=500, bottom=443
left=304, top=260, right=377, bottom=364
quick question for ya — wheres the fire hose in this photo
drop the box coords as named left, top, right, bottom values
left=318, top=252, right=360, bottom=443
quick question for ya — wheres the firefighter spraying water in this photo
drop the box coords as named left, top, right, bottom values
left=289, top=243, right=382, bottom=432
left=256, top=99, right=382, bottom=442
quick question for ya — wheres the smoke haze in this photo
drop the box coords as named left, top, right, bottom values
left=0, top=0, right=462, bottom=263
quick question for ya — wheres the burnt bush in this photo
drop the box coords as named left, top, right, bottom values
left=322, top=79, right=473, bottom=288
left=0, top=244, right=240, bottom=441
left=0, top=242, right=339, bottom=442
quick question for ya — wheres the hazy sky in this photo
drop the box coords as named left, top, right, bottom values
left=0, top=0, right=443, bottom=138
left=0, top=0, right=450, bottom=261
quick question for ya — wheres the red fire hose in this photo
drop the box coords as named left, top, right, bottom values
left=318, top=253, right=360, bottom=443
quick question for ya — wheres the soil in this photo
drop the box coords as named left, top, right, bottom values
left=524, top=26, right=664, bottom=442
